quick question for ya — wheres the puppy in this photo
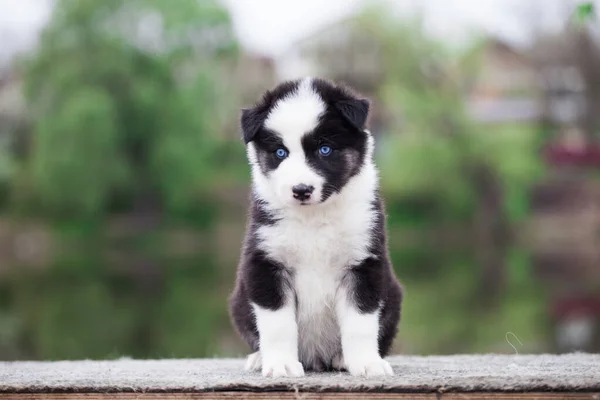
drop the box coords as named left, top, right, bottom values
left=229, top=77, right=402, bottom=378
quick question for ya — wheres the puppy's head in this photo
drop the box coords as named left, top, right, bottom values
left=241, top=78, right=372, bottom=208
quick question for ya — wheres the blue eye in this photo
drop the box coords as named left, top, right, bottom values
left=319, top=145, right=332, bottom=156
left=275, top=148, right=288, bottom=159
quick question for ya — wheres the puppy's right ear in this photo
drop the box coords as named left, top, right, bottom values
left=241, top=107, right=263, bottom=144
left=334, top=98, right=370, bottom=131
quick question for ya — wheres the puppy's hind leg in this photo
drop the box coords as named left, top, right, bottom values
left=331, top=352, right=346, bottom=371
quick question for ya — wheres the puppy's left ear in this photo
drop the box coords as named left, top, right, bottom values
left=335, top=98, right=370, bottom=130
left=241, top=107, right=263, bottom=144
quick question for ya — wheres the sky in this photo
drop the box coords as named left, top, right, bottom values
left=0, top=0, right=53, bottom=67
left=220, top=0, right=577, bottom=55
left=0, top=0, right=592, bottom=67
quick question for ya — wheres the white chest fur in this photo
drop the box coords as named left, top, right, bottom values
left=256, top=198, right=375, bottom=366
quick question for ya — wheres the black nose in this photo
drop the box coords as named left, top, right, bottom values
left=292, top=184, right=314, bottom=201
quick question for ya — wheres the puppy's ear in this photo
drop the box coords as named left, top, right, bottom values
left=241, top=107, right=263, bottom=144
left=334, top=99, right=370, bottom=130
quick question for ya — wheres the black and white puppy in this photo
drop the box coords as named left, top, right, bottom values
left=229, top=77, right=403, bottom=378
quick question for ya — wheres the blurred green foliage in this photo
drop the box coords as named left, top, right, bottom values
left=576, top=2, right=595, bottom=23
left=17, top=0, right=238, bottom=221
left=356, top=8, right=544, bottom=223
left=1, top=0, right=242, bottom=361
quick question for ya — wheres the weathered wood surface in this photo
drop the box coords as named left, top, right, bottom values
left=2, top=354, right=599, bottom=399
left=2, top=393, right=600, bottom=399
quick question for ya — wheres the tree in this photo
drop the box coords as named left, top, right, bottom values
left=17, top=0, right=238, bottom=220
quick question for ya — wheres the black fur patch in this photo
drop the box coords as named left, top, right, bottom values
left=335, top=99, right=370, bottom=130
left=341, top=193, right=403, bottom=356
left=229, top=195, right=286, bottom=351
left=346, top=256, right=385, bottom=313
left=240, top=81, right=300, bottom=144
left=302, top=108, right=368, bottom=201
left=243, top=249, right=289, bottom=310
left=311, top=77, right=370, bottom=130
left=252, top=129, right=288, bottom=175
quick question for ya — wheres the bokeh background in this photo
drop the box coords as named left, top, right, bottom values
left=1, top=0, right=600, bottom=361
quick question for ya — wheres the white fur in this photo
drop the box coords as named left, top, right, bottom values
left=251, top=302, right=305, bottom=377
left=264, top=78, right=324, bottom=139
left=244, top=351, right=262, bottom=372
left=336, top=295, right=393, bottom=377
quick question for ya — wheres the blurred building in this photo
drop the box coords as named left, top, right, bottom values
left=465, top=38, right=540, bottom=124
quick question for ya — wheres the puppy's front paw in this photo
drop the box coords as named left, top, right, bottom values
left=262, top=357, right=305, bottom=378
left=346, top=357, right=393, bottom=377
left=245, top=351, right=262, bottom=372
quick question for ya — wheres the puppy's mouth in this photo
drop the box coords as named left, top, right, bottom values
left=294, top=196, right=322, bottom=206
left=296, top=198, right=315, bottom=206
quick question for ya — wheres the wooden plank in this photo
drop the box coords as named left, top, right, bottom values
left=1, top=392, right=599, bottom=400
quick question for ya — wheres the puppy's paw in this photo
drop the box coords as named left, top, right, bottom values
left=331, top=353, right=346, bottom=371
left=262, top=357, right=305, bottom=378
left=346, top=357, right=393, bottom=377
left=244, top=351, right=262, bottom=372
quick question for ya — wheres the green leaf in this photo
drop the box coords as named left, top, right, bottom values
left=576, top=2, right=595, bottom=23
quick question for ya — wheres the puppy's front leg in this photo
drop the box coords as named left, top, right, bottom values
left=252, top=300, right=304, bottom=377
left=246, top=255, right=304, bottom=377
left=337, top=257, right=393, bottom=377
